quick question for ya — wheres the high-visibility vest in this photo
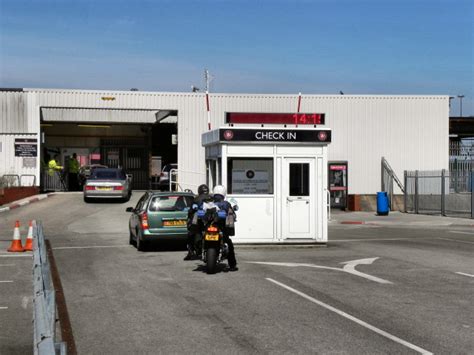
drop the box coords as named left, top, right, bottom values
left=48, top=159, right=62, bottom=176
left=69, top=159, right=79, bottom=173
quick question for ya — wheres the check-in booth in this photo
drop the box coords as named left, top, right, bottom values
left=202, top=126, right=332, bottom=244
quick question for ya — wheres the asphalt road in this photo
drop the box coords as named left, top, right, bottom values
left=0, top=192, right=473, bottom=354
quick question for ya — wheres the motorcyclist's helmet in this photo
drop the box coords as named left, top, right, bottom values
left=197, top=184, right=209, bottom=195
left=213, top=185, right=227, bottom=198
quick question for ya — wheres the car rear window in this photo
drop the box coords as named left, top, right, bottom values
left=148, top=195, right=193, bottom=212
left=91, top=169, right=125, bottom=179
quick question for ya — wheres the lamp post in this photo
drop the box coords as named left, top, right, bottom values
left=457, top=95, right=465, bottom=117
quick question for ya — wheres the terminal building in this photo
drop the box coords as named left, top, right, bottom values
left=0, top=88, right=449, bottom=211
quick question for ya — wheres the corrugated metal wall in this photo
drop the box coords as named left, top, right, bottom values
left=1, top=89, right=449, bottom=193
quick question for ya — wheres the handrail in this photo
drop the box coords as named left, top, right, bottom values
left=327, top=189, right=331, bottom=221
left=169, top=169, right=206, bottom=192
left=1, top=174, right=38, bottom=187
left=381, top=157, right=404, bottom=193
left=1, top=174, right=20, bottom=187
left=20, top=174, right=37, bottom=187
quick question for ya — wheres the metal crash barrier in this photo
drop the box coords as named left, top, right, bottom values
left=33, top=221, right=67, bottom=354
left=1, top=174, right=37, bottom=187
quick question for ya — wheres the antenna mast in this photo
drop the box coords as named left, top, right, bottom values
left=204, top=69, right=212, bottom=92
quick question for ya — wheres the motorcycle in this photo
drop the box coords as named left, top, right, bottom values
left=195, top=199, right=238, bottom=274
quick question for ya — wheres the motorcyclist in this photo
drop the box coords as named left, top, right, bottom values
left=212, top=185, right=238, bottom=272
left=184, top=184, right=212, bottom=260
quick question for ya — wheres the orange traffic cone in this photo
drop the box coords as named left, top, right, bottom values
left=24, top=221, right=34, bottom=252
left=7, top=221, right=25, bottom=252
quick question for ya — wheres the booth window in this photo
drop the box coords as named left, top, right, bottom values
left=228, top=158, right=273, bottom=194
left=289, top=163, right=309, bottom=196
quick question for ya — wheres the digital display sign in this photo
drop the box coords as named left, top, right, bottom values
left=226, top=112, right=325, bottom=125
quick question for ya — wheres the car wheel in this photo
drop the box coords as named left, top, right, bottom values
left=83, top=196, right=90, bottom=203
left=129, top=230, right=135, bottom=245
left=136, top=231, right=147, bottom=252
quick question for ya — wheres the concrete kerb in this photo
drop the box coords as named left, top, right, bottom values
left=330, top=211, right=474, bottom=228
left=0, top=193, right=55, bottom=213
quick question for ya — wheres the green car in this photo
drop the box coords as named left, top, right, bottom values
left=126, top=191, right=195, bottom=251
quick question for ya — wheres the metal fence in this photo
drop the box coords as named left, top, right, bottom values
left=404, top=170, right=473, bottom=219
left=33, top=220, right=66, bottom=354
left=0, top=174, right=37, bottom=187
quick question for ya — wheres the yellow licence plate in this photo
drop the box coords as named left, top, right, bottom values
left=96, top=187, right=112, bottom=191
left=205, top=233, right=219, bottom=241
left=163, top=220, right=186, bottom=227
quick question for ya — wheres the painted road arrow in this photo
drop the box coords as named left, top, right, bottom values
left=248, top=257, right=392, bottom=284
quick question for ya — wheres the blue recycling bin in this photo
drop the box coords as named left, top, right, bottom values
left=377, top=192, right=389, bottom=215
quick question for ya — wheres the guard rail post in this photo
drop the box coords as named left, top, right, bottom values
left=403, top=171, right=407, bottom=213
left=414, top=170, right=419, bottom=214
left=471, top=169, right=474, bottom=219
left=441, top=169, right=446, bottom=216
left=327, top=189, right=331, bottom=221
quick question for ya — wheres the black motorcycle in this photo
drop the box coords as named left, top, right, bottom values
left=192, top=198, right=238, bottom=274
left=197, top=207, right=229, bottom=274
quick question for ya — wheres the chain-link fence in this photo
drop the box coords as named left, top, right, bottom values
left=405, top=169, right=473, bottom=219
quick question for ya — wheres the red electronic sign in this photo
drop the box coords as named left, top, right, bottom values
left=226, top=112, right=325, bottom=125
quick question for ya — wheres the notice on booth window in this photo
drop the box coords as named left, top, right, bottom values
left=14, top=138, right=37, bottom=157
left=232, top=170, right=270, bottom=194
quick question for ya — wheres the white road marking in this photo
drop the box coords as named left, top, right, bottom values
left=0, top=254, right=32, bottom=258
left=0, top=307, right=8, bottom=310
left=455, top=272, right=474, bottom=278
left=0, top=280, right=13, bottom=283
left=53, top=245, right=130, bottom=250
left=450, top=231, right=474, bottom=236
left=438, top=238, right=474, bottom=245
left=339, top=258, right=392, bottom=284
left=21, top=296, right=30, bottom=309
left=0, top=264, right=14, bottom=267
left=266, top=278, right=433, bottom=355
left=249, top=257, right=392, bottom=284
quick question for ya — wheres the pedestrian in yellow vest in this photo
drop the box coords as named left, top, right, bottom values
left=68, top=153, right=80, bottom=191
left=48, top=155, right=63, bottom=176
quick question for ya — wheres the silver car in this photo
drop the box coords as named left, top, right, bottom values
left=83, top=168, right=132, bottom=202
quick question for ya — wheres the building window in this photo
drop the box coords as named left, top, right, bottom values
left=289, top=163, right=309, bottom=196
left=227, top=158, right=273, bottom=194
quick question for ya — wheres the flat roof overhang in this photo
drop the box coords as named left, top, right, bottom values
left=40, top=107, right=177, bottom=124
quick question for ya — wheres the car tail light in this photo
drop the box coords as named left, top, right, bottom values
left=85, top=186, right=95, bottom=191
left=141, top=213, right=149, bottom=230
left=207, top=225, right=218, bottom=232
left=114, top=186, right=124, bottom=190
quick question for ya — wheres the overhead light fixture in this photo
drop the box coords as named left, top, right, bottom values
left=77, top=124, right=111, bottom=128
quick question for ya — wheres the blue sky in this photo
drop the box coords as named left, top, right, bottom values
left=0, top=0, right=473, bottom=115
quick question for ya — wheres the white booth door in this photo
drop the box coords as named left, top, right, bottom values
left=282, top=158, right=315, bottom=239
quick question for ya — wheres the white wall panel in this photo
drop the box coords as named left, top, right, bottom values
left=1, top=89, right=449, bottom=194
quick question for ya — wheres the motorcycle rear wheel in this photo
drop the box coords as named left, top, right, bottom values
left=206, top=247, right=218, bottom=274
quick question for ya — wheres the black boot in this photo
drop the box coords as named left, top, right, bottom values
left=183, top=251, right=194, bottom=260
